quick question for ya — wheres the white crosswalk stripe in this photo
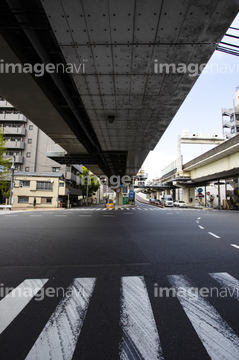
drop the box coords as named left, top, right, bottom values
left=25, top=278, right=96, bottom=360
left=120, top=276, right=163, bottom=359
left=0, top=279, right=48, bottom=335
left=168, top=274, right=239, bottom=359
left=2, top=272, right=239, bottom=359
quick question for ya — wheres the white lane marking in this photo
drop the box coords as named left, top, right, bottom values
left=0, top=279, right=48, bottom=335
left=25, top=278, right=96, bottom=360
left=96, top=208, right=101, bottom=211
left=120, top=276, right=163, bottom=360
left=208, top=232, right=221, bottom=239
left=198, top=225, right=204, bottom=229
left=209, top=272, right=239, bottom=300
left=196, top=220, right=199, bottom=224
left=54, top=215, right=67, bottom=217
left=5, top=215, right=18, bottom=217
left=197, top=217, right=201, bottom=220
left=79, top=215, right=92, bottom=217
left=168, top=274, right=239, bottom=360
left=231, top=244, right=239, bottom=250
left=144, top=209, right=148, bottom=211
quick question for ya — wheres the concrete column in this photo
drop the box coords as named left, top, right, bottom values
left=182, top=188, right=189, bottom=203
left=204, top=185, right=207, bottom=207
left=218, top=182, right=221, bottom=210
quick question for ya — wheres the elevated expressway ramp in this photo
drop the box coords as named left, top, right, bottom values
left=159, top=134, right=239, bottom=190
left=0, top=0, right=238, bottom=177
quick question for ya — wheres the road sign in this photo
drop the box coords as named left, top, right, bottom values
left=198, top=188, right=203, bottom=193
left=207, top=192, right=210, bottom=195
left=198, top=193, right=204, bottom=198
left=129, top=190, right=134, bottom=199
left=67, top=191, right=70, bottom=195
left=116, top=188, right=121, bottom=193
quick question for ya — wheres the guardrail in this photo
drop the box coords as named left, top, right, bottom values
left=0, top=205, right=11, bottom=210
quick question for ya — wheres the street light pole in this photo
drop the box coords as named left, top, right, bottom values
left=86, top=169, right=89, bottom=207
left=9, top=154, right=15, bottom=206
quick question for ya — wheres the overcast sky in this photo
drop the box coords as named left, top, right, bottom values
left=142, top=14, right=239, bottom=180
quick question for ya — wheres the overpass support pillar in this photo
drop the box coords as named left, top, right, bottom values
left=182, top=187, right=195, bottom=205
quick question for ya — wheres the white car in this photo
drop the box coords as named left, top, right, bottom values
left=174, top=200, right=188, bottom=208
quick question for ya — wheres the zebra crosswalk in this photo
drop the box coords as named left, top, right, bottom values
left=67, top=207, right=164, bottom=212
left=1, top=272, right=239, bottom=359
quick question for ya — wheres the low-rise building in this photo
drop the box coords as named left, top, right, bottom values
left=12, top=172, right=80, bottom=209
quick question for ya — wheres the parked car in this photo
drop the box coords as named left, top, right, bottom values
left=160, top=196, right=174, bottom=207
left=174, top=200, right=188, bottom=208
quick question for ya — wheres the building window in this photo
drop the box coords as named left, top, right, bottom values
left=36, top=181, right=53, bottom=191
left=19, top=180, right=30, bottom=187
left=29, top=125, right=33, bottom=130
left=28, top=139, right=32, bottom=144
left=25, top=167, right=29, bottom=172
left=18, top=196, right=29, bottom=203
left=59, top=182, right=64, bottom=187
left=41, top=197, right=52, bottom=204
left=15, top=165, right=21, bottom=171
left=66, top=166, right=71, bottom=172
left=26, top=152, right=31, bottom=157
left=52, top=167, right=60, bottom=172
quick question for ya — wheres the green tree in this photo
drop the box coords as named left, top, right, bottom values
left=78, top=166, right=100, bottom=203
left=0, top=129, right=11, bottom=201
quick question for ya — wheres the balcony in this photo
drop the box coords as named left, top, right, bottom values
left=65, top=172, right=80, bottom=185
left=2, top=127, right=26, bottom=136
left=0, top=113, right=27, bottom=122
left=47, top=144, right=66, bottom=157
left=222, top=120, right=234, bottom=128
left=6, top=141, right=25, bottom=150
left=5, top=155, right=24, bottom=164
left=0, top=100, right=14, bottom=108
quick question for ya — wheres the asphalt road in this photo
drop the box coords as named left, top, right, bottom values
left=1, top=202, right=239, bottom=359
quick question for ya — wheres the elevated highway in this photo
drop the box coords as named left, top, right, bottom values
left=0, top=0, right=238, bottom=177
left=150, top=134, right=239, bottom=193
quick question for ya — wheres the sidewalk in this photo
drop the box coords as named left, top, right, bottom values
left=0, top=207, right=65, bottom=212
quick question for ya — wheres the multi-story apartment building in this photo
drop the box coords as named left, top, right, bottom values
left=0, top=96, right=82, bottom=206
left=0, top=96, right=64, bottom=172
left=222, top=86, right=239, bottom=139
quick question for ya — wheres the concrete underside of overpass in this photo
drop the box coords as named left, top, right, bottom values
left=0, top=0, right=238, bottom=177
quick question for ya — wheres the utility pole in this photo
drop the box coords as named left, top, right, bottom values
left=9, top=154, right=15, bottom=207
left=86, top=169, right=89, bottom=207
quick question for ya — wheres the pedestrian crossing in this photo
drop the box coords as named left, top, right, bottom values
left=1, top=272, right=239, bottom=359
left=67, top=207, right=165, bottom=212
